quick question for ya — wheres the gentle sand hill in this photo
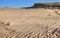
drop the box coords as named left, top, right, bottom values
left=0, top=8, right=60, bottom=38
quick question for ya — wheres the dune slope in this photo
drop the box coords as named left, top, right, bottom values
left=0, top=8, right=60, bottom=38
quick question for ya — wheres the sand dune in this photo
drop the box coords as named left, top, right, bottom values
left=0, top=8, right=60, bottom=38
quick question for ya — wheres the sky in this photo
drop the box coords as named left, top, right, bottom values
left=0, top=0, right=60, bottom=8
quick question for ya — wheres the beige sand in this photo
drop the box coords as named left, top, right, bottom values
left=0, top=8, right=60, bottom=38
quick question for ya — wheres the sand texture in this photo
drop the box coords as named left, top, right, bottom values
left=0, top=8, right=60, bottom=38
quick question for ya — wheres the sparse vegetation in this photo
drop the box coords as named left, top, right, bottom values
left=24, top=2, right=60, bottom=9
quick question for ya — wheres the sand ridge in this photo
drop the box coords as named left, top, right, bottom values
left=0, top=8, right=60, bottom=38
